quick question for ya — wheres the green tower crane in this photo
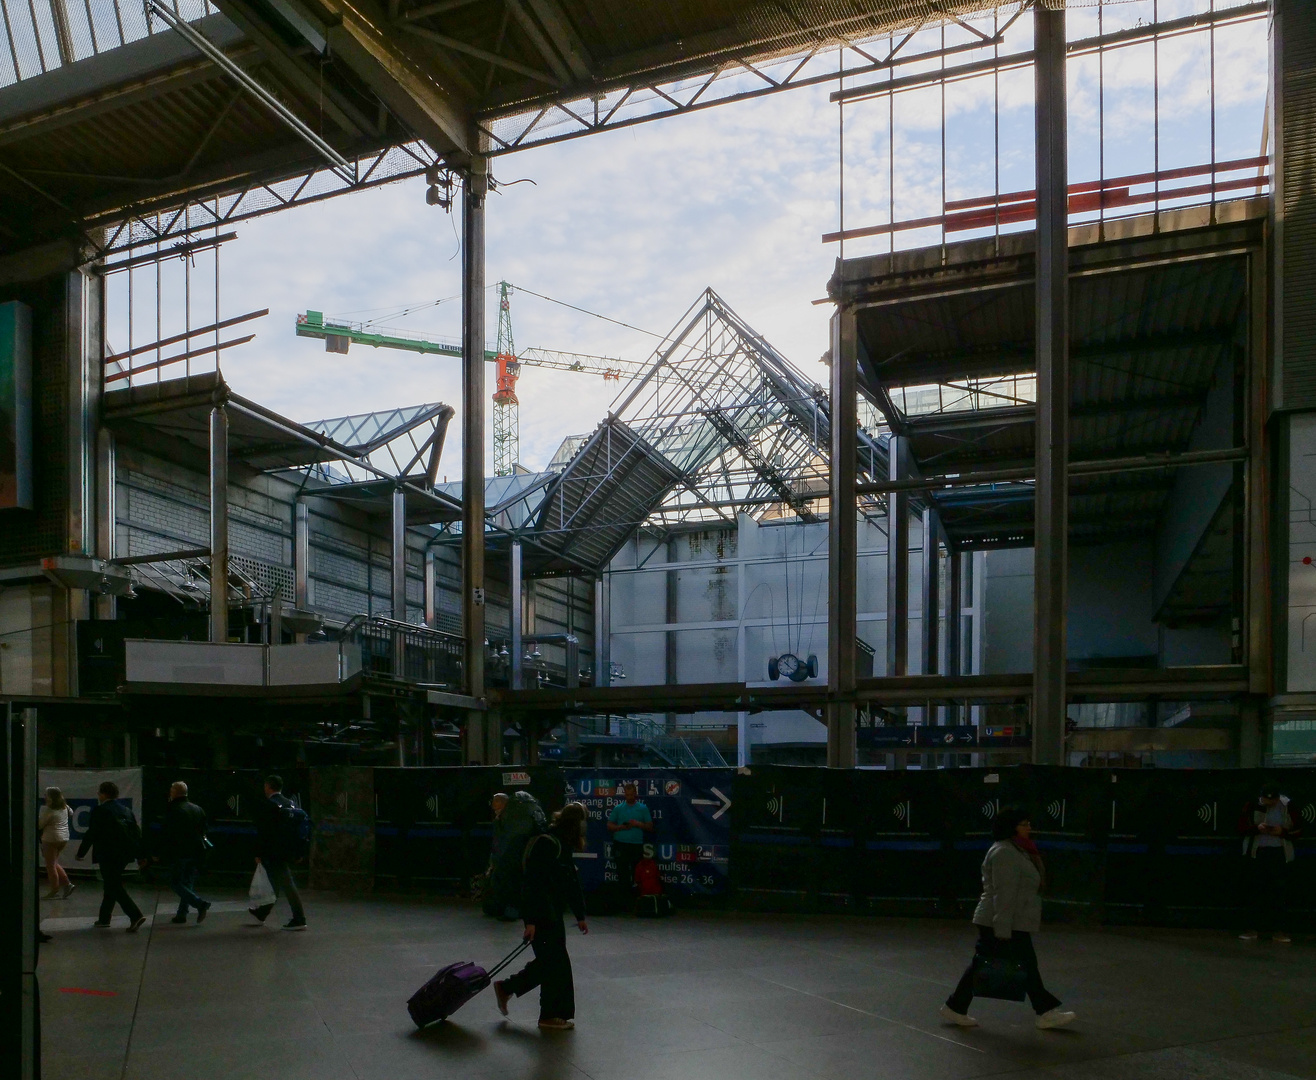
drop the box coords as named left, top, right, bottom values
left=296, top=283, right=652, bottom=475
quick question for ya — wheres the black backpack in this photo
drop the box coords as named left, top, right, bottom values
left=110, top=804, right=143, bottom=857
left=274, top=800, right=312, bottom=860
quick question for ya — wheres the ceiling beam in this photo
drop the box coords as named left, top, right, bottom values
left=317, top=0, right=473, bottom=159
left=524, top=0, right=594, bottom=81
left=212, top=0, right=373, bottom=136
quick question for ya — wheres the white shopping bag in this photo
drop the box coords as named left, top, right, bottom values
left=248, top=865, right=276, bottom=908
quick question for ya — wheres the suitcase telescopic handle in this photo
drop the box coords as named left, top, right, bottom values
left=487, top=939, right=532, bottom=979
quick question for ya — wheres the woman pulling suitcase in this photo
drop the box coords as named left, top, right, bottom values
left=494, top=802, right=590, bottom=1030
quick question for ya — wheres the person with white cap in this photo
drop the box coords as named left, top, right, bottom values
left=1238, top=784, right=1301, bottom=943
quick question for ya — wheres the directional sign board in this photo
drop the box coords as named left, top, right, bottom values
left=563, top=769, right=734, bottom=896
left=857, top=725, right=1030, bottom=749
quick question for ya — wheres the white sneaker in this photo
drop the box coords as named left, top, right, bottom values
left=1036, top=1008, right=1077, bottom=1030
left=940, top=1004, right=979, bottom=1027
left=1239, top=931, right=1259, bottom=941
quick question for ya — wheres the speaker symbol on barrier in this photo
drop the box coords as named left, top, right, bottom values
left=1196, top=802, right=1218, bottom=831
left=1046, top=799, right=1066, bottom=828
left=892, top=801, right=911, bottom=828
left=426, top=795, right=440, bottom=816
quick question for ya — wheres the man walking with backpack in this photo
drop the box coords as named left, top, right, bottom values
left=76, top=780, right=148, bottom=932
left=249, top=775, right=309, bottom=931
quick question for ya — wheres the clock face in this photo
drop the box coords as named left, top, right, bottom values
left=777, top=653, right=801, bottom=678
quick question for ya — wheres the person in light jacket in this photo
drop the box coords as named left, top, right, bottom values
left=941, top=806, right=1076, bottom=1030
left=1237, top=785, right=1302, bottom=943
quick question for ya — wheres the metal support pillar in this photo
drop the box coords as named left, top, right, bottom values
left=294, top=499, right=309, bottom=609
left=209, top=402, right=229, bottom=643
left=424, top=549, right=436, bottom=628
left=920, top=508, right=940, bottom=678
left=270, top=585, right=283, bottom=644
left=391, top=486, right=407, bottom=621
left=510, top=541, right=523, bottom=690
left=946, top=548, right=963, bottom=724
left=593, top=575, right=609, bottom=687
left=94, top=427, right=116, bottom=620
left=462, top=156, right=488, bottom=760
left=947, top=550, right=962, bottom=677
left=1032, top=3, right=1069, bottom=766
left=886, top=435, right=910, bottom=678
left=826, top=309, right=858, bottom=768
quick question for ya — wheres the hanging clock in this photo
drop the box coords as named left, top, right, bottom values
left=768, top=653, right=818, bottom=682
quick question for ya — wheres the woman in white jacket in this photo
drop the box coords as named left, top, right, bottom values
left=38, top=786, right=75, bottom=899
left=941, top=807, right=1075, bottom=1030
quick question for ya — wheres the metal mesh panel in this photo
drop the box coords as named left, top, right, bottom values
left=1281, top=1, right=1316, bottom=410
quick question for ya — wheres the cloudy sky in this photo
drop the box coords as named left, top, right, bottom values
left=110, top=1, right=1266, bottom=478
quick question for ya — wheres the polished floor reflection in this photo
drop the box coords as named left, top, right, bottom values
left=37, top=888, right=1313, bottom=1080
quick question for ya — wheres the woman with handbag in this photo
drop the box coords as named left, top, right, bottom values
left=493, top=802, right=590, bottom=1031
left=941, top=807, right=1076, bottom=1030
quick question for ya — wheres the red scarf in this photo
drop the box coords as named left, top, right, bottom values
left=1010, top=835, right=1046, bottom=888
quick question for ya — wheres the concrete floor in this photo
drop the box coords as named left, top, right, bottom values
left=35, top=884, right=1315, bottom=1080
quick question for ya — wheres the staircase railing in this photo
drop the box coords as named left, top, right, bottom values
left=338, top=615, right=464, bottom=687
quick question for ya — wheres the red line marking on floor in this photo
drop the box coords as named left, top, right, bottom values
left=58, top=988, right=118, bottom=996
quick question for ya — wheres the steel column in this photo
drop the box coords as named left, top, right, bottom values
left=826, top=309, right=857, bottom=768
left=593, top=575, right=609, bottom=687
left=294, top=498, right=310, bottom=623
left=391, top=486, right=407, bottom=621
left=208, top=402, right=229, bottom=643
left=462, top=157, right=488, bottom=726
left=511, top=541, right=524, bottom=690
left=94, top=427, right=116, bottom=620
left=1032, top=3, right=1070, bottom=766
left=920, top=507, right=940, bottom=678
left=946, top=548, right=963, bottom=724
left=424, top=549, right=437, bottom=628
left=947, top=551, right=963, bottom=675
left=886, top=435, right=910, bottom=678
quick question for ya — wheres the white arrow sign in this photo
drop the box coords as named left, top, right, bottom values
left=691, top=787, right=732, bottom=820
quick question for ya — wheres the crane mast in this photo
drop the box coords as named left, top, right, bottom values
left=492, top=282, right=521, bottom=476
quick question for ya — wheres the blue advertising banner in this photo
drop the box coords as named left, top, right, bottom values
left=563, top=769, right=734, bottom=896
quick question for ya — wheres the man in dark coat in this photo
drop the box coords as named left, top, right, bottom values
left=250, top=774, right=307, bottom=931
left=159, top=781, right=211, bottom=924
left=76, top=780, right=147, bottom=931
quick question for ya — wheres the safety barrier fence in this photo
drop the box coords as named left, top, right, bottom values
left=136, top=764, right=1316, bottom=929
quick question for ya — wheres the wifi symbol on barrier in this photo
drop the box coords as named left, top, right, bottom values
left=1047, top=799, right=1066, bottom=828
left=1302, top=804, right=1316, bottom=825
left=226, top=795, right=239, bottom=814
left=766, top=795, right=784, bottom=822
left=426, top=795, right=440, bottom=816
left=892, top=801, right=911, bottom=827
left=1196, top=802, right=1218, bottom=830
left=980, top=799, right=999, bottom=820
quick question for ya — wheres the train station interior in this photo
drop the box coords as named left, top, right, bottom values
left=2, top=2, right=1315, bottom=1078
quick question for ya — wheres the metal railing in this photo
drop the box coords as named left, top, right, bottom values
left=580, top=714, right=729, bottom=768
left=338, top=615, right=463, bottom=688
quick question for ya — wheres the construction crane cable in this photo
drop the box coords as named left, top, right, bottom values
left=508, top=284, right=666, bottom=340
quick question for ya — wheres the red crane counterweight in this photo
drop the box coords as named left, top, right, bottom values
left=493, top=353, right=520, bottom=406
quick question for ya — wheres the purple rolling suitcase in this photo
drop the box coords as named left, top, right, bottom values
left=407, top=941, right=529, bottom=1028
